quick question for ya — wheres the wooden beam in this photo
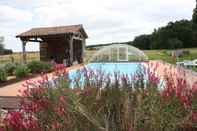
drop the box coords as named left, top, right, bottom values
left=22, top=41, right=27, bottom=64
left=27, top=40, right=43, bottom=42
left=20, top=37, right=44, bottom=43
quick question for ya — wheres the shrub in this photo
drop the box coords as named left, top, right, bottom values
left=0, top=67, right=7, bottom=82
left=15, top=65, right=30, bottom=79
left=27, top=61, right=53, bottom=73
left=4, top=63, right=17, bottom=76
left=40, top=62, right=53, bottom=72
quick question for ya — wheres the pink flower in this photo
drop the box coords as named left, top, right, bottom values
left=192, top=112, right=197, bottom=123
left=59, top=96, right=66, bottom=104
left=52, top=122, right=61, bottom=130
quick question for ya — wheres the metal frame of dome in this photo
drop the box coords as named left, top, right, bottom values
left=88, top=44, right=148, bottom=63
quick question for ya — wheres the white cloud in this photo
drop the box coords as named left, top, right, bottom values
left=33, top=0, right=195, bottom=45
left=0, top=4, right=34, bottom=51
left=0, top=5, right=33, bottom=26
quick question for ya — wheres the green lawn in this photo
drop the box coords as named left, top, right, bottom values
left=144, top=50, right=176, bottom=64
left=193, top=67, right=197, bottom=72
left=144, top=48, right=197, bottom=72
left=144, top=48, right=197, bottom=63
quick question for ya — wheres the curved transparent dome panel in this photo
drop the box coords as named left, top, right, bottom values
left=88, top=44, right=148, bottom=63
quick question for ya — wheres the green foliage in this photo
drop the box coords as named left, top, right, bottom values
left=130, top=20, right=194, bottom=49
left=0, top=36, right=13, bottom=55
left=192, top=1, right=197, bottom=28
left=0, top=36, right=4, bottom=55
left=192, top=1, right=197, bottom=47
left=133, top=35, right=151, bottom=49
left=134, top=86, right=188, bottom=131
left=167, top=38, right=183, bottom=49
left=4, top=63, right=17, bottom=76
left=0, top=67, right=7, bottom=82
left=27, top=61, right=53, bottom=73
left=152, top=20, right=192, bottom=49
left=193, top=67, right=197, bottom=72
left=15, top=65, right=30, bottom=79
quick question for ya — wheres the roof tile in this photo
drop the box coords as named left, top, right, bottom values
left=16, top=24, right=88, bottom=38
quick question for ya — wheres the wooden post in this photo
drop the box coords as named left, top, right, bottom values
left=22, top=41, right=27, bottom=64
left=117, top=46, right=119, bottom=62
left=82, top=39, right=86, bottom=62
left=69, top=36, right=73, bottom=65
left=109, top=47, right=111, bottom=62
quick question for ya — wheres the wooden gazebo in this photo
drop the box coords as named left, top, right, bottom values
left=16, top=24, right=88, bottom=66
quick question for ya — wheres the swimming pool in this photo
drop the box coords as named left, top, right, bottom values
left=68, top=63, right=145, bottom=88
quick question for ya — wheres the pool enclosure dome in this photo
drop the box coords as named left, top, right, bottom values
left=88, top=44, right=148, bottom=63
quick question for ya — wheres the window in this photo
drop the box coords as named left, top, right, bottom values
left=118, top=46, right=128, bottom=61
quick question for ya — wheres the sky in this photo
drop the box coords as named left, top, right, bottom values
left=0, top=0, right=195, bottom=52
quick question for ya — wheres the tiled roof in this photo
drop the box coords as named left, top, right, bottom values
left=16, top=24, right=88, bottom=38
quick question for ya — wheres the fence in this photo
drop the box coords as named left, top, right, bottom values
left=0, top=52, right=40, bottom=64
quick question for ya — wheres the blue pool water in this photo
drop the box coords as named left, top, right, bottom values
left=68, top=63, right=144, bottom=87
left=87, top=63, right=142, bottom=74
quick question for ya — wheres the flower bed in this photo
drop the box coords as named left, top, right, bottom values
left=1, top=63, right=197, bottom=131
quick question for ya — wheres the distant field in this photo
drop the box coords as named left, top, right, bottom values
left=0, top=52, right=39, bottom=64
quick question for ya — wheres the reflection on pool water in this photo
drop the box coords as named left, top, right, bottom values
left=68, top=63, right=146, bottom=88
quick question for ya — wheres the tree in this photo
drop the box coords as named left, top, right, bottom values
left=169, top=20, right=193, bottom=48
left=141, top=20, right=192, bottom=49
left=192, top=0, right=197, bottom=29
left=192, top=0, right=197, bottom=47
left=167, top=38, right=183, bottom=49
left=0, top=36, right=4, bottom=55
left=132, top=35, right=151, bottom=49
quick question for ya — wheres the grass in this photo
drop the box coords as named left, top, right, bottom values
left=144, top=50, right=176, bottom=64
left=144, top=48, right=197, bottom=64
left=193, top=67, right=197, bottom=72
left=144, top=48, right=197, bottom=72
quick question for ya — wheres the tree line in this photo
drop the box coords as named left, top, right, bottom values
left=88, top=20, right=195, bottom=50
left=132, top=2, right=197, bottom=50
left=132, top=20, right=194, bottom=49
left=88, top=19, right=195, bottom=50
